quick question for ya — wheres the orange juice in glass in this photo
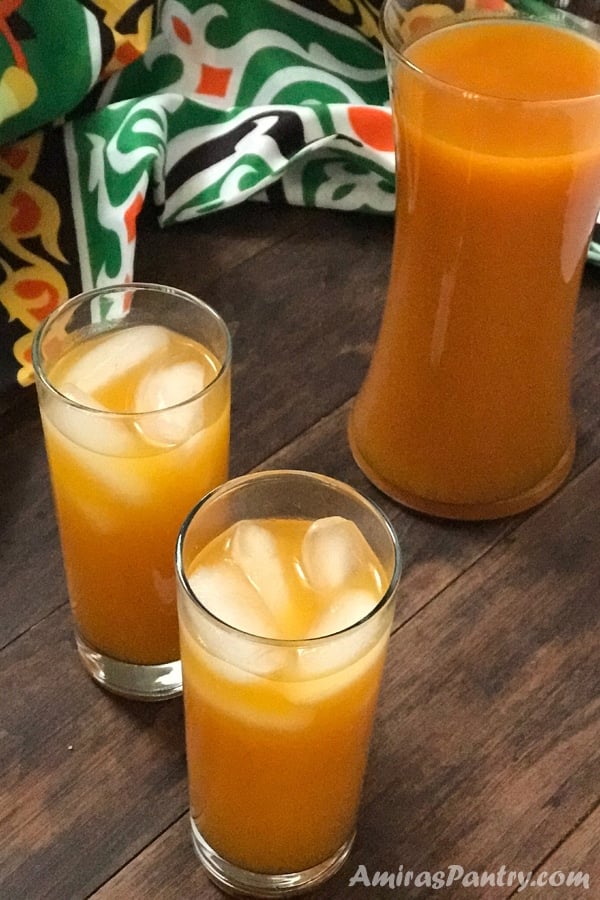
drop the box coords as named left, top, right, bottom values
left=176, top=470, right=401, bottom=895
left=349, top=2, right=600, bottom=519
left=33, top=283, right=231, bottom=700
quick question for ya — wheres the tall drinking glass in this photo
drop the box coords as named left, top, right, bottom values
left=349, top=1, right=600, bottom=519
left=176, top=470, right=402, bottom=896
left=33, top=283, right=231, bottom=700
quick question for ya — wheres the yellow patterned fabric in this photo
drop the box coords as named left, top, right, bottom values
left=0, top=0, right=154, bottom=393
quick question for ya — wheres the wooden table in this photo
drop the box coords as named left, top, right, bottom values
left=1, top=201, right=599, bottom=899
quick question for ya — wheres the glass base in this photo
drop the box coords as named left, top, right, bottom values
left=349, top=427, right=575, bottom=521
left=75, top=633, right=182, bottom=701
left=190, top=818, right=355, bottom=897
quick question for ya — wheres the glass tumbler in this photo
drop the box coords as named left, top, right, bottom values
left=176, top=469, right=402, bottom=896
left=33, top=283, right=231, bottom=700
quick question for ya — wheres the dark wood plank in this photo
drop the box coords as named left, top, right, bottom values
left=0, top=609, right=187, bottom=899
left=133, top=200, right=314, bottom=294
left=572, top=263, right=600, bottom=467
left=0, top=393, right=65, bottom=648
left=518, top=804, right=600, bottom=897
left=91, top=817, right=220, bottom=900
left=202, top=207, right=393, bottom=476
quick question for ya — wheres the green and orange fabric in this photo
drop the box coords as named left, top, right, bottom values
left=0, top=0, right=396, bottom=394
left=1, top=0, right=598, bottom=395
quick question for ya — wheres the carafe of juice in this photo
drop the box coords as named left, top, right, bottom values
left=348, top=0, right=600, bottom=519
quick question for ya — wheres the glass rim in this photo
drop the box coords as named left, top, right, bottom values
left=31, top=281, right=232, bottom=417
left=380, top=3, right=600, bottom=105
left=175, top=469, right=403, bottom=647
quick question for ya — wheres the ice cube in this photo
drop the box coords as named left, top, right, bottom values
left=285, top=587, right=384, bottom=699
left=202, top=654, right=314, bottom=730
left=69, top=494, right=118, bottom=534
left=229, top=520, right=290, bottom=622
left=62, top=383, right=105, bottom=410
left=134, top=360, right=207, bottom=445
left=188, top=561, right=279, bottom=637
left=187, top=561, right=284, bottom=677
left=42, top=410, right=150, bottom=505
left=307, top=589, right=379, bottom=638
left=45, top=385, right=138, bottom=457
left=180, top=618, right=312, bottom=729
left=58, top=324, right=171, bottom=395
left=301, top=516, right=372, bottom=592
left=282, top=632, right=388, bottom=706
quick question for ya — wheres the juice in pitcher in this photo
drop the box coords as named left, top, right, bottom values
left=350, top=10, right=600, bottom=519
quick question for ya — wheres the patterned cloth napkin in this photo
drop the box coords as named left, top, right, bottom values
left=1, top=0, right=598, bottom=396
left=0, top=0, right=394, bottom=395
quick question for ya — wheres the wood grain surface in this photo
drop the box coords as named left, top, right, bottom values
left=1, top=199, right=599, bottom=900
